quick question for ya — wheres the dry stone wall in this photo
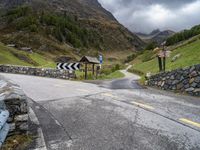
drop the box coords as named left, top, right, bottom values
left=0, top=65, right=75, bottom=79
left=0, top=75, right=28, bottom=135
left=148, top=64, right=200, bottom=97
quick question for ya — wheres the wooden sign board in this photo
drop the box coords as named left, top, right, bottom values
left=158, top=51, right=171, bottom=58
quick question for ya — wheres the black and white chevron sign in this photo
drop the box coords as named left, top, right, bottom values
left=57, top=63, right=80, bottom=71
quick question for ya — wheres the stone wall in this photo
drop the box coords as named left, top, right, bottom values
left=148, top=64, right=200, bottom=97
left=0, top=75, right=28, bottom=135
left=0, top=65, right=75, bottom=79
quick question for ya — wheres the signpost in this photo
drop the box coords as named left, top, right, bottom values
left=157, top=41, right=171, bottom=72
left=99, top=55, right=103, bottom=69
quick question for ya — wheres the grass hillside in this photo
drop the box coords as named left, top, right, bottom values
left=0, top=42, right=56, bottom=68
left=130, top=36, right=200, bottom=74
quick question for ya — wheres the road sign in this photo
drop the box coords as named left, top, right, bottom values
left=57, top=63, right=80, bottom=71
left=99, top=55, right=103, bottom=64
left=158, top=51, right=171, bottom=58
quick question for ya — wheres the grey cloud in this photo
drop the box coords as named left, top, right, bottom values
left=98, top=0, right=200, bottom=33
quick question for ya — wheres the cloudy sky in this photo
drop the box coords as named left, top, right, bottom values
left=98, top=0, right=200, bottom=33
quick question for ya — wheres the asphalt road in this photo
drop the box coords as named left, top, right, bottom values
left=1, top=72, right=200, bottom=150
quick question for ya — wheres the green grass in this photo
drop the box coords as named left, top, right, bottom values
left=29, top=53, right=56, bottom=68
left=99, top=70, right=125, bottom=80
left=0, top=44, right=31, bottom=66
left=75, top=70, right=125, bottom=80
left=0, top=42, right=56, bottom=68
left=131, top=38, right=200, bottom=74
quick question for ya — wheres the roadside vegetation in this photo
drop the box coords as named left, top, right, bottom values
left=76, top=64, right=125, bottom=80
left=2, top=134, right=32, bottom=150
left=129, top=36, right=200, bottom=75
left=0, top=42, right=56, bottom=67
left=166, top=24, right=200, bottom=46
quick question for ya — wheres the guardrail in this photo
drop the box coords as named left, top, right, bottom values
left=0, top=75, right=28, bottom=148
left=0, top=109, right=9, bottom=147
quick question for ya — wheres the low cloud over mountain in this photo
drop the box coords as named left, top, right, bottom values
left=98, top=0, right=200, bottom=33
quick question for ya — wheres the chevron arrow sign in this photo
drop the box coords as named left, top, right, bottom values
left=57, top=63, right=80, bottom=71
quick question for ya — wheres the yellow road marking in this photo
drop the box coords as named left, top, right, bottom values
left=77, top=89, right=90, bottom=92
left=102, top=93, right=118, bottom=98
left=131, top=101, right=155, bottom=110
left=179, top=118, right=200, bottom=128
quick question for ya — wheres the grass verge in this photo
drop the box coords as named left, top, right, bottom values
left=2, top=134, right=32, bottom=150
left=131, top=38, right=200, bottom=74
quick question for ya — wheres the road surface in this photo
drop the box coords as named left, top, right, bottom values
left=1, top=72, right=200, bottom=150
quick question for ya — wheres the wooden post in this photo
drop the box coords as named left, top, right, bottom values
left=158, top=56, right=163, bottom=72
left=85, top=63, right=88, bottom=80
left=163, top=57, right=166, bottom=72
left=92, top=64, right=95, bottom=76
left=96, top=66, right=98, bottom=79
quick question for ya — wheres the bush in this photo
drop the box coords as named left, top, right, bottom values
left=166, top=24, right=200, bottom=46
left=145, top=41, right=157, bottom=50
left=124, top=53, right=137, bottom=63
left=29, top=24, right=38, bottom=32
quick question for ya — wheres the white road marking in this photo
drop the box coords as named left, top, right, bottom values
left=180, top=118, right=200, bottom=128
left=131, top=101, right=155, bottom=110
left=29, top=108, right=47, bottom=150
left=55, top=120, right=62, bottom=126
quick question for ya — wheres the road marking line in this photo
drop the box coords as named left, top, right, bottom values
left=179, top=118, right=200, bottom=128
left=77, top=89, right=90, bottom=92
left=131, top=101, right=155, bottom=110
left=102, top=93, right=118, bottom=98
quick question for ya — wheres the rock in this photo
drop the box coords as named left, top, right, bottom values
left=161, top=81, right=165, bottom=87
left=194, top=88, right=200, bottom=92
left=19, top=122, right=28, bottom=131
left=9, top=123, right=16, bottom=132
left=191, top=82, right=197, bottom=88
left=15, top=114, right=28, bottom=122
left=190, top=71, right=198, bottom=77
left=158, top=81, right=162, bottom=86
left=170, top=75, right=175, bottom=80
left=185, top=88, right=195, bottom=92
left=172, top=80, right=179, bottom=85
left=189, top=78, right=195, bottom=84
left=190, top=66, right=195, bottom=72
left=177, top=83, right=183, bottom=90
left=194, top=76, right=200, bottom=83
left=171, top=54, right=181, bottom=62
left=184, top=84, right=190, bottom=89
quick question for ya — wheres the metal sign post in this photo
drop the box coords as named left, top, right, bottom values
left=99, top=55, right=103, bottom=69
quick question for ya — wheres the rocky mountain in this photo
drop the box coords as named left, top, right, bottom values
left=0, top=0, right=144, bottom=54
left=136, top=29, right=175, bottom=45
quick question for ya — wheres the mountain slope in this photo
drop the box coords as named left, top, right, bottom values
left=129, top=34, right=200, bottom=74
left=0, top=0, right=144, bottom=53
left=0, top=42, right=56, bottom=67
left=136, top=29, right=175, bottom=45
left=166, top=24, right=200, bottom=46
